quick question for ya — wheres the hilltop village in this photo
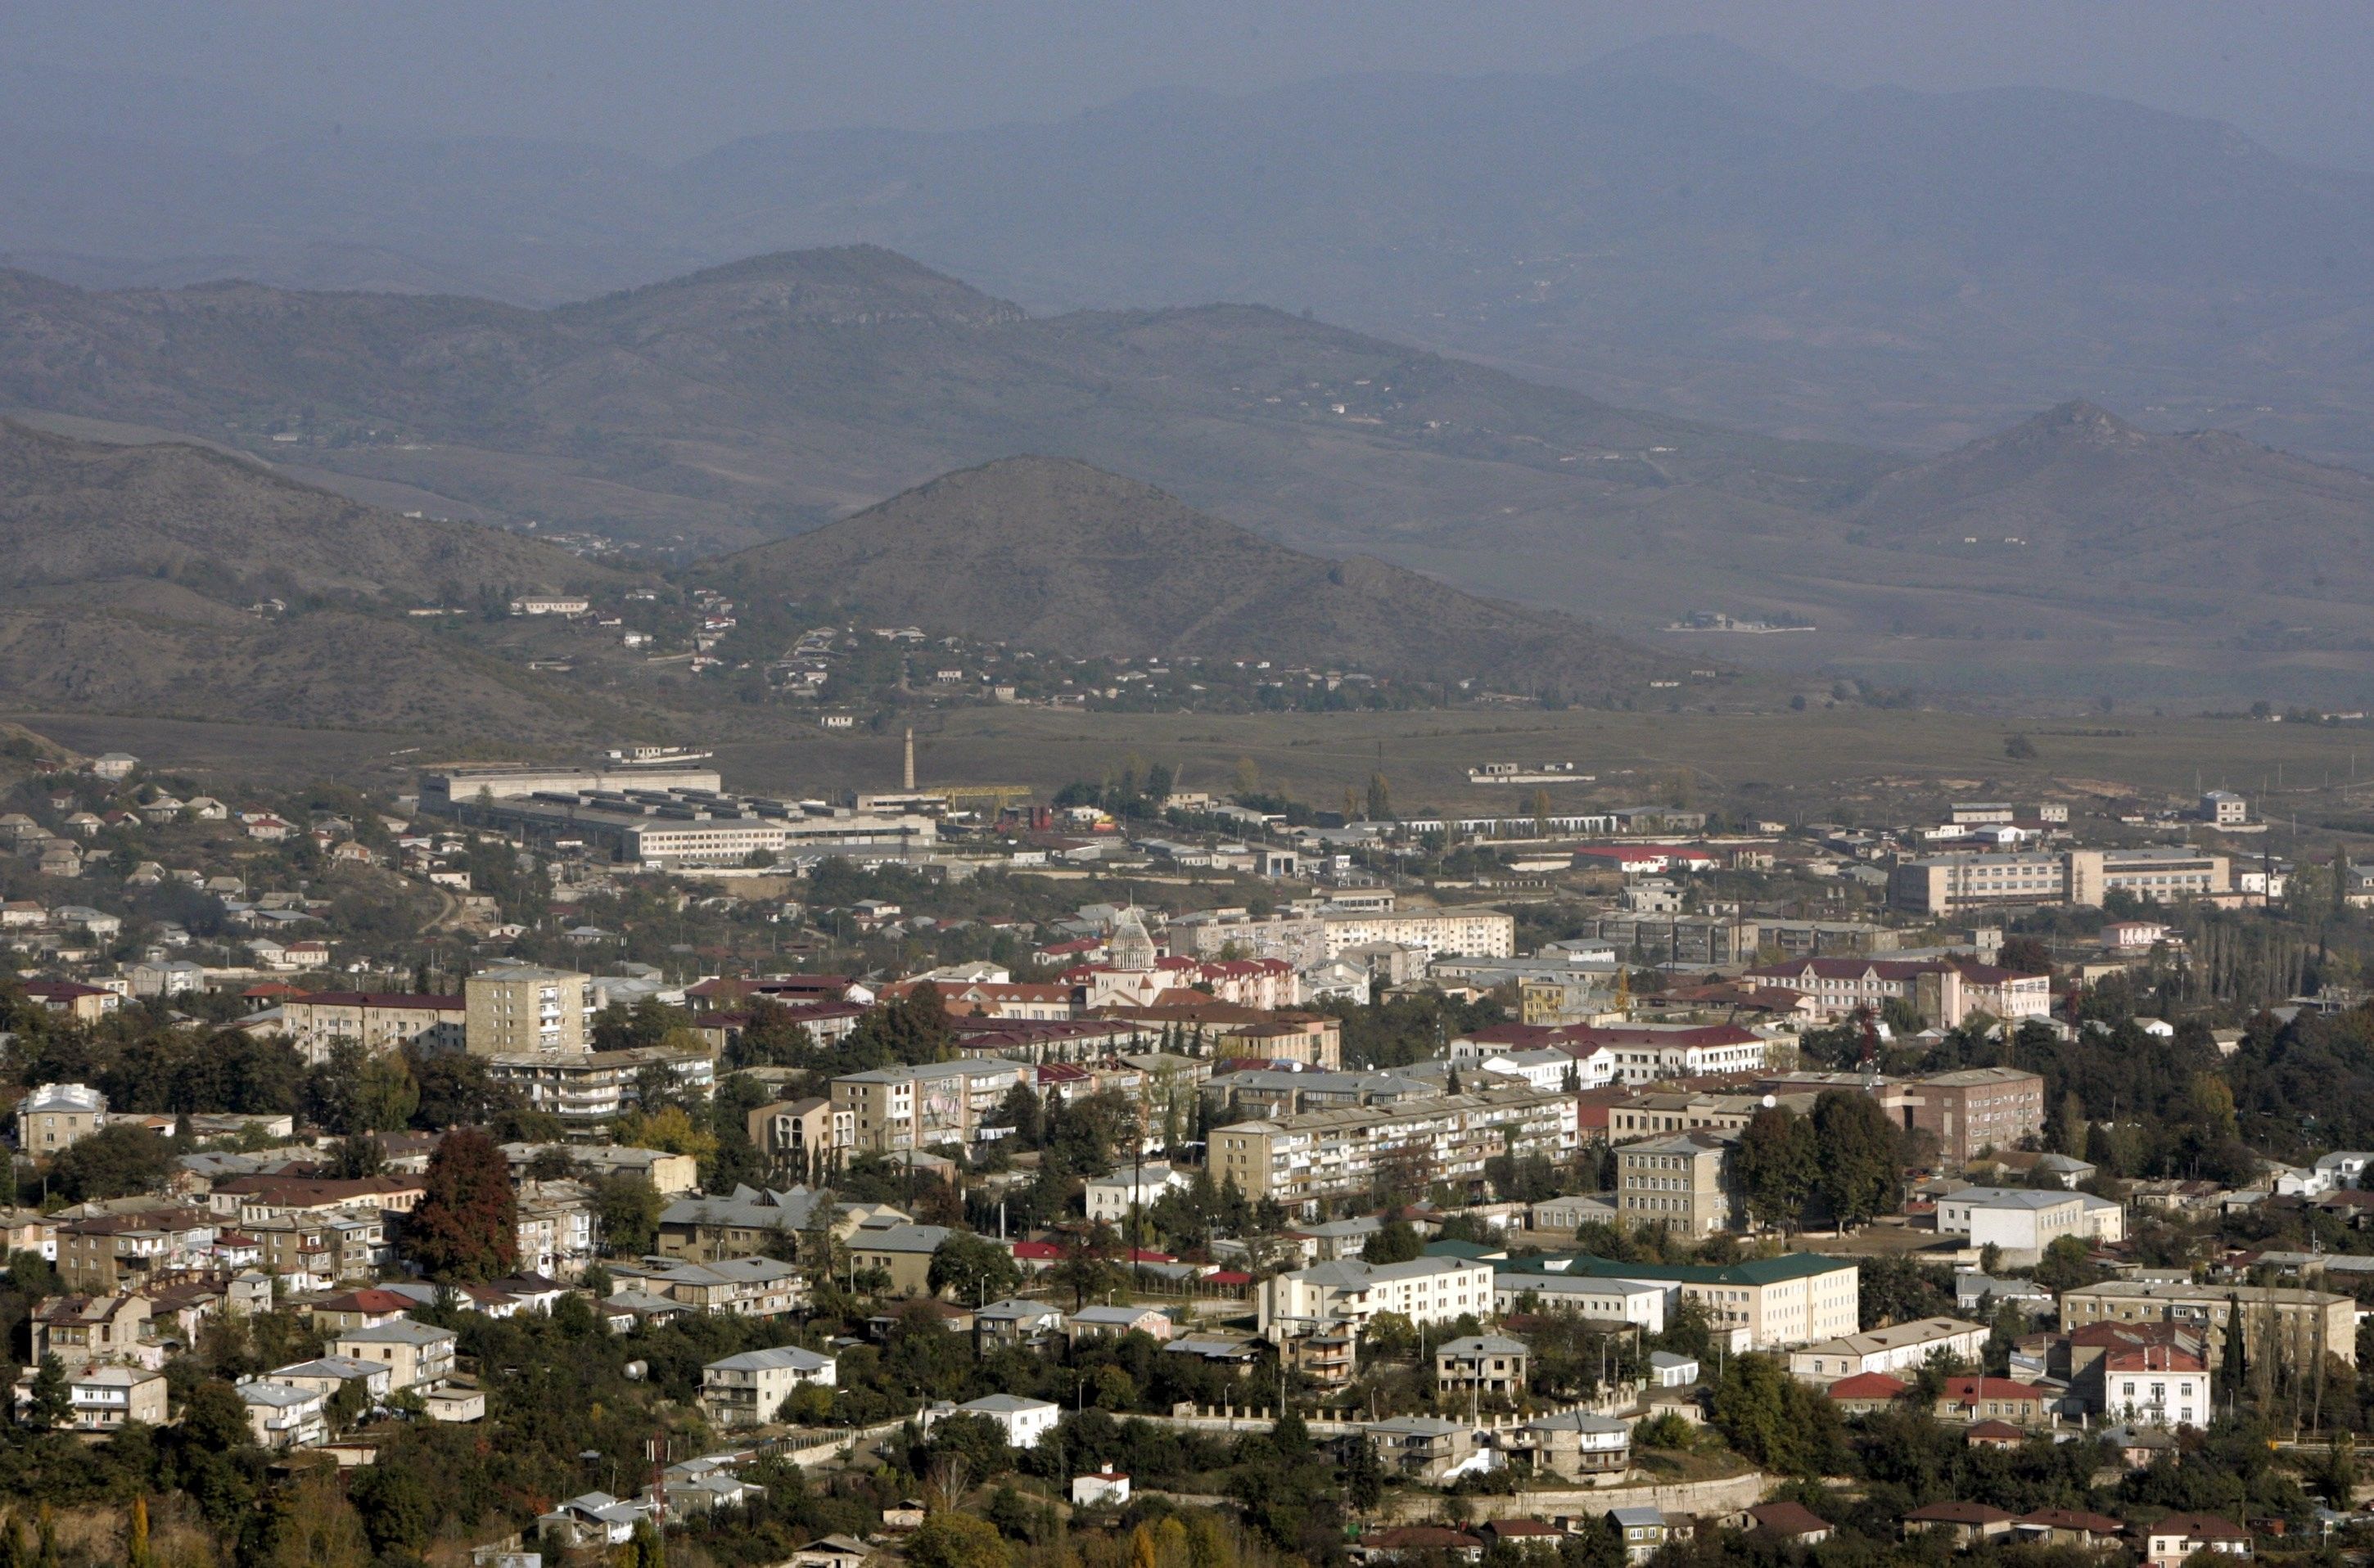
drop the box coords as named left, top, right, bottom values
left=1, top=742, right=2372, bottom=1566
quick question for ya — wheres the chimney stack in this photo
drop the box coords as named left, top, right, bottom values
left=903, top=727, right=916, bottom=792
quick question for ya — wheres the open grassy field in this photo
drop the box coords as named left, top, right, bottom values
left=14, top=703, right=2373, bottom=831
left=714, top=705, right=2374, bottom=821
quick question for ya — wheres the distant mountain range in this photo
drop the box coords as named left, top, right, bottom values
left=2, top=248, right=2371, bottom=703
left=712, top=456, right=1658, bottom=693
left=7, top=38, right=2374, bottom=466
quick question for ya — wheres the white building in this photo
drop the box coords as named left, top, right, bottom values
left=1488, top=1273, right=1668, bottom=1331
left=700, top=1346, right=837, bottom=1430
left=2103, top=1346, right=2209, bottom=1430
left=1786, top=1317, right=1989, bottom=1385
left=1936, top=1187, right=2124, bottom=1260
left=922, top=1394, right=1062, bottom=1449
left=1084, top=1162, right=1189, bottom=1224
left=1258, top=1256, right=1496, bottom=1340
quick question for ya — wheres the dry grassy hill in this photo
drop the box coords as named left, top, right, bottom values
left=713, top=456, right=1669, bottom=694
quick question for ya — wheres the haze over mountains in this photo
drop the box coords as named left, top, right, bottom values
left=6, top=237, right=2372, bottom=703
left=7, top=38, right=2374, bottom=466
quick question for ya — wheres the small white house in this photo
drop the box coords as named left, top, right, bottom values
left=1083, top=1162, right=1189, bottom=1223
left=923, top=1394, right=1061, bottom=1449
left=1647, top=1351, right=1699, bottom=1388
left=1071, top=1469, right=1131, bottom=1507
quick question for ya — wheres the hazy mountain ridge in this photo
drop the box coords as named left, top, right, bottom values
left=7, top=38, right=2374, bottom=462
left=4, top=249, right=2374, bottom=701
left=712, top=456, right=1666, bottom=692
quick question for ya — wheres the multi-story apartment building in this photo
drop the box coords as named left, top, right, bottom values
left=1495, top=1252, right=1860, bottom=1351
left=1892, top=848, right=2231, bottom=916
left=277, top=991, right=465, bottom=1063
left=15, top=1082, right=106, bottom=1155
left=55, top=1207, right=217, bottom=1294
left=832, top=1060, right=1031, bottom=1153
left=1258, top=1255, right=1496, bottom=1340
left=700, top=1346, right=837, bottom=1430
left=1615, top=1130, right=1740, bottom=1237
left=29, top=1294, right=152, bottom=1366
left=1902, top=1067, right=2047, bottom=1162
left=331, top=1319, right=457, bottom=1391
left=1177, top=905, right=1515, bottom=966
left=481, top=1045, right=713, bottom=1124
left=1211, top=1084, right=1578, bottom=1210
left=2059, top=1281, right=2357, bottom=1366
left=516, top=1180, right=597, bottom=1281
left=465, top=967, right=592, bottom=1055
left=612, top=1257, right=808, bottom=1318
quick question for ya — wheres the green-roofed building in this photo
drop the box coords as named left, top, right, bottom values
left=1493, top=1250, right=1858, bottom=1350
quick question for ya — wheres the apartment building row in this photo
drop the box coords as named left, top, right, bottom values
left=1210, top=1084, right=1579, bottom=1210
left=1890, top=848, right=2232, bottom=917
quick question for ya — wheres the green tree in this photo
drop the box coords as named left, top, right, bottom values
left=22, top=1356, right=66, bottom=1428
left=1811, top=1089, right=1900, bottom=1229
left=404, top=1128, right=518, bottom=1281
left=49, top=1124, right=172, bottom=1201
left=927, top=1232, right=1022, bottom=1305
left=1343, top=1429, right=1384, bottom=1512
left=908, top=1512, right=1012, bottom=1568
left=592, top=1174, right=662, bottom=1256
left=1361, top=1219, right=1422, bottom=1264
left=1735, top=1106, right=1819, bottom=1232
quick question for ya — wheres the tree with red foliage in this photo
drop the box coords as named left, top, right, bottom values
left=404, top=1128, right=518, bottom=1282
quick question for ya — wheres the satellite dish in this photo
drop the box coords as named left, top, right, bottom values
left=1761, top=1094, right=1777, bottom=1108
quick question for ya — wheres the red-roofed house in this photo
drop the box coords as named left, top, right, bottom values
left=2141, top=1515, right=2250, bottom=1568
left=1966, top=1418, right=2026, bottom=1449
left=309, top=1288, right=417, bottom=1333
left=1936, top=1376, right=2055, bottom=1428
left=1825, top=1371, right=1909, bottom=1413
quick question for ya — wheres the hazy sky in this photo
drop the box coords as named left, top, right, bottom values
left=9, top=0, right=2374, bottom=169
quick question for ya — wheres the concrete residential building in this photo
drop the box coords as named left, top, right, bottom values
left=16, top=1083, right=106, bottom=1154
left=466, top=967, right=592, bottom=1055
left=2059, top=1281, right=2356, bottom=1366
left=844, top=1223, right=955, bottom=1297
left=1788, top=1318, right=1990, bottom=1385
left=1258, top=1256, right=1496, bottom=1340
left=332, top=1319, right=458, bottom=1391
left=1211, top=1085, right=1577, bottom=1210
left=278, top=991, right=466, bottom=1064
left=1505, top=1410, right=1631, bottom=1479
left=1494, top=1252, right=1860, bottom=1351
left=1615, top=1131, right=1739, bottom=1237
left=832, top=1060, right=1030, bottom=1154
left=16, top=1363, right=169, bottom=1431
left=700, top=1346, right=837, bottom=1430
left=482, top=1046, right=711, bottom=1124
left=1902, top=1067, right=2047, bottom=1162
left=1436, top=1334, right=1531, bottom=1395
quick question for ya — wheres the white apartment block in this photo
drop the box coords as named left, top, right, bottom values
left=1259, top=1256, right=1496, bottom=1340
left=2103, top=1347, right=2209, bottom=1430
